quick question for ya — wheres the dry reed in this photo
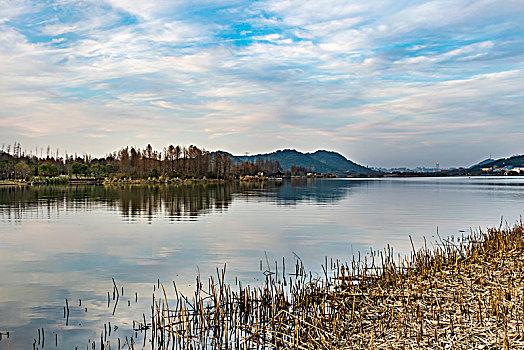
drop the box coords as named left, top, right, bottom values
left=102, top=221, right=524, bottom=348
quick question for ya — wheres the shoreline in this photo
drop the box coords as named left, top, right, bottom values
left=2, top=173, right=522, bottom=187
left=0, top=179, right=28, bottom=186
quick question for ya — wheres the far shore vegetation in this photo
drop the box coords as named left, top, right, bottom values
left=0, top=142, right=297, bottom=184
left=3, top=142, right=521, bottom=185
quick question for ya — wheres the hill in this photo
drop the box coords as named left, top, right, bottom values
left=471, top=158, right=495, bottom=168
left=307, top=150, right=372, bottom=174
left=215, top=149, right=374, bottom=175
left=470, top=154, right=524, bottom=169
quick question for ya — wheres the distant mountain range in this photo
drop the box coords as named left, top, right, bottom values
left=215, top=149, right=375, bottom=175
left=212, top=149, right=524, bottom=176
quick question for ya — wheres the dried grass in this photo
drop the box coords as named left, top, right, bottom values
left=114, top=221, right=524, bottom=349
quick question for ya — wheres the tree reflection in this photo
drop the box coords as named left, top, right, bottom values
left=0, top=183, right=267, bottom=221
left=0, top=179, right=360, bottom=221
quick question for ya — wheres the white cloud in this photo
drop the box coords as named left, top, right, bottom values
left=395, top=41, right=495, bottom=66
left=0, top=0, right=523, bottom=166
left=103, top=0, right=176, bottom=20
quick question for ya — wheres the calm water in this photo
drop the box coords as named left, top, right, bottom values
left=1, top=177, right=524, bottom=348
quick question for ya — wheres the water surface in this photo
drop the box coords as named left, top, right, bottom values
left=1, top=177, right=524, bottom=348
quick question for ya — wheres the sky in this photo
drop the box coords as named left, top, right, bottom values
left=0, top=0, right=523, bottom=168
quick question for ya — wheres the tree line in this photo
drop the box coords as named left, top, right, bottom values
left=0, top=142, right=283, bottom=180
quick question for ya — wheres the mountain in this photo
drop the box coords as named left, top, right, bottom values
left=212, top=150, right=241, bottom=162
left=470, top=154, right=524, bottom=169
left=307, top=150, right=372, bottom=174
left=215, top=149, right=374, bottom=175
left=471, top=158, right=495, bottom=168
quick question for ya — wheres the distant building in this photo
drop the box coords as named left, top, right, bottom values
left=506, top=167, right=524, bottom=175
left=274, top=170, right=285, bottom=178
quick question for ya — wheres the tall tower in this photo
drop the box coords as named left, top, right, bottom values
left=436, top=161, right=439, bottom=170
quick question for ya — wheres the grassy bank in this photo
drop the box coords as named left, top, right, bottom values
left=1, top=176, right=256, bottom=186
left=102, top=177, right=231, bottom=185
left=91, top=221, right=521, bottom=349
left=0, top=179, right=28, bottom=185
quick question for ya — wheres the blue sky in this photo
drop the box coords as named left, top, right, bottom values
left=0, top=0, right=523, bottom=167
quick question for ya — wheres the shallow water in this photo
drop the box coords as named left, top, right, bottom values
left=1, top=177, right=524, bottom=348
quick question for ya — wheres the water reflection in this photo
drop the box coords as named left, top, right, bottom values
left=241, top=178, right=363, bottom=205
left=0, top=179, right=364, bottom=222
left=1, top=177, right=524, bottom=349
left=0, top=183, right=261, bottom=222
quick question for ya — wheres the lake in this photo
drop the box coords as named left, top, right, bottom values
left=1, top=177, right=524, bottom=349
